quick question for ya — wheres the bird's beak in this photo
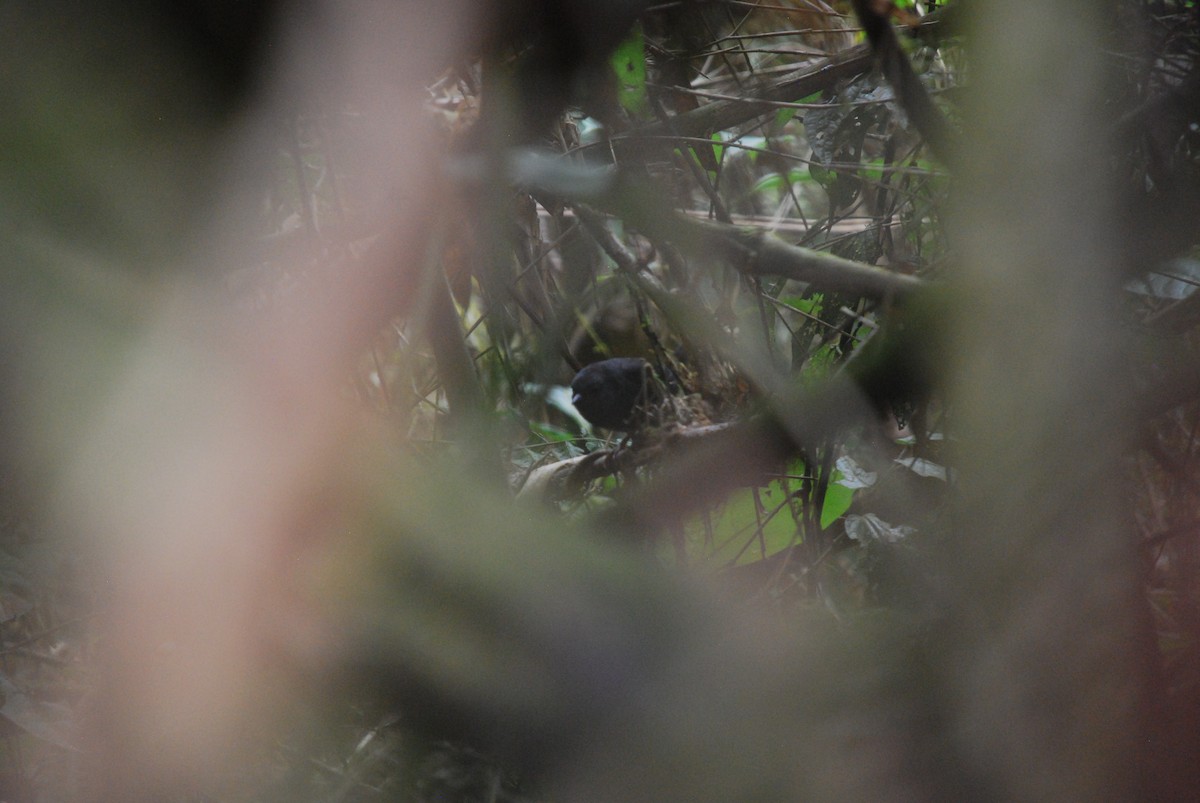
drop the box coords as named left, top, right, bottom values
left=571, top=393, right=582, bottom=406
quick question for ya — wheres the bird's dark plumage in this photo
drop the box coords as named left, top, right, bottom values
left=570, top=357, right=653, bottom=431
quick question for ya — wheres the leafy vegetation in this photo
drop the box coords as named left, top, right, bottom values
left=3, top=0, right=1200, bottom=800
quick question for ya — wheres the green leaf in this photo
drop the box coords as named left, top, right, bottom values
left=681, top=482, right=799, bottom=566
left=820, top=476, right=854, bottom=529
left=783, top=292, right=824, bottom=316
left=610, top=22, right=651, bottom=120
left=800, top=342, right=839, bottom=384
left=528, top=421, right=576, bottom=443
left=751, top=173, right=787, bottom=195
left=787, top=168, right=809, bottom=184
left=751, top=169, right=812, bottom=199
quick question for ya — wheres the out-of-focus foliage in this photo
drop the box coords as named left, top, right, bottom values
left=3, top=0, right=1200, bottom=800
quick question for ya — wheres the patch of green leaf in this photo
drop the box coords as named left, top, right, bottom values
left=610, top=22, right=651, bottom=119
left=750, top=169, right=808, bottom=197
left=751, top=173, right=787, bottom=196
left=800, top=341, right=840, bottom=384
left=820, top=475, right=854, bottom=529
left=783, top=292, right=824, bottom=317
left=682, top=482, right=799, bottom=566
left=528, top=421, right=576, bottom=443
left=710, top=132, right=725, bottom=164
left=677, top=457, right=858, bottom=566
left=862, top=158, right=886, bottom=182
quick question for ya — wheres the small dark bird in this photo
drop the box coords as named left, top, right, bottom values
left=570, top=357, right=655, bottom=431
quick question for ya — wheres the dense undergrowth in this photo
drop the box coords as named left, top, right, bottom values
left=3, top=1, right=1200, bottom=799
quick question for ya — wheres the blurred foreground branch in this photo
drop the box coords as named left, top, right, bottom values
left=0, top=1, right=1189, bottom=801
